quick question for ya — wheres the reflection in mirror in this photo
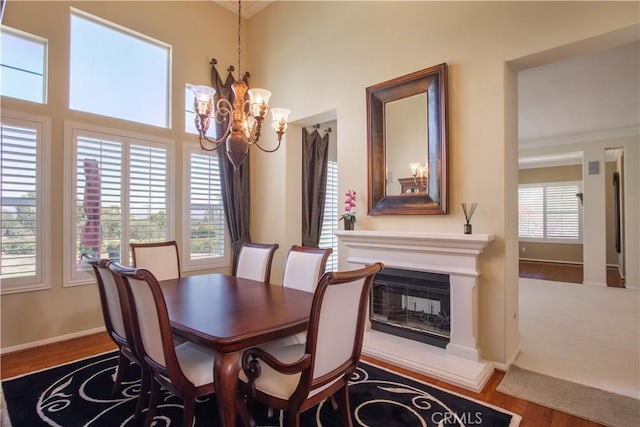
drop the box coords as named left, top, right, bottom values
left=385, top=93, right=428, bottom=195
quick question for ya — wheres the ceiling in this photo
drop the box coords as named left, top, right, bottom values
left=518, top=41, right=639, bottom=144
left=213, top=1, right=272, bottom=18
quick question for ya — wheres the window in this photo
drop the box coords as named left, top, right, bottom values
left=319, top=160, right=338, bottom=271
left=1, top=111, right=51, bottom=294
left=0, top=27, right=47, bottom=103
left=182, top=146, right=228, bottom=270
left=69, top=9, right=170, bottom=128
left=64, top=122, right=173, bottom=285
left=518, top=181, right=582, bottom=243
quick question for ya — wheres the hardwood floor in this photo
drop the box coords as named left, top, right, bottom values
left=519, top=260, right=625, bottom=288
left=0, top=332, right=603, bottom=426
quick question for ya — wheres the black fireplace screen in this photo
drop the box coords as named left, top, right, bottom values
left=370, top=268, right=450, bottom=348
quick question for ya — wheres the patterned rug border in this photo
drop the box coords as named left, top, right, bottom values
left=364, top=360, right=522, bottom=427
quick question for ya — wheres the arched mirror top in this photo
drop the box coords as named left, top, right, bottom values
left=367, top=63, right=448, bottom=215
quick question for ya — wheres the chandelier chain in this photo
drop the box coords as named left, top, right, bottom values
left=237, top=0, right=242, bottom=77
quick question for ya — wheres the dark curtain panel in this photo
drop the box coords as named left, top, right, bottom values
left=301, top=128, right=329, bottom=247
left=613, top=172, right=621, bottom=254
left=211, top=63, right=251, bottom=270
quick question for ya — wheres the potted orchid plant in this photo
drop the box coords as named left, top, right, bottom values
left=339, top=190, right=357, bottom=230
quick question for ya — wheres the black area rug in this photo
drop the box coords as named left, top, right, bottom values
left=2, top=352, right=520, bottom=426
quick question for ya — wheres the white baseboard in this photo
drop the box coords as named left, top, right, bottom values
left=492, top=345, right=521, bottom=371
left=0, top=326, right=106, bottom=355
left=519, top=258, right=582, bottom=265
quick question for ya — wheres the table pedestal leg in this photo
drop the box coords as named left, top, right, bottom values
left=215, top=351, right=241, bottom=427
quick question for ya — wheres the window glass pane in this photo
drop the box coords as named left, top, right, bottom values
left=319, top=160, right=338, bottom=271
left=0, top=29, right=46, bottom=103
left=188, top=152, right=225, bottom=260
left=1, top=123, right=38, bottom=278
left=69, top=12, right=169, bottom=127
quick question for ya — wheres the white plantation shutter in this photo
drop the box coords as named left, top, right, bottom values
left=1, top=112, right=50, bottom=293
left=518, top=182, right=581, bottom=242
left=1, top=125, right=38, bottom=279
left=183, top=149, right=226, bottom=269
left=546, top=185, right=580, bottom=239
left=66, top=124, right=171, bottom=285
left=518, top=186, right=543, bottom=238
left=319, top=160, right=338, bottom=271
left=76, top=135, right=122, bottom=265
left=129, top=145, right=168, bottom=243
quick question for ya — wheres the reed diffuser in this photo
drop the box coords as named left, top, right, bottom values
left=461, top=202, right=478, bottom=234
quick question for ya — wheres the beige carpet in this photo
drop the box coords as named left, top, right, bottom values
left=517, top=278, right=640, bottom=398
left=498, top=365, right=640, bottom=427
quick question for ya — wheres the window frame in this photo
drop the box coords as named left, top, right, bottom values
left=0, top=25, right=48, bottom=104
left=0, top=110, right=51, bottom=294
left=63, top=120, right=175, bottom=287
left=518, top=180, right=583, bottom=244
left=181, top=143, right=230, bottom=271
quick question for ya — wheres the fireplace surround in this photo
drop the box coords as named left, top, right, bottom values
left=335, top=230, right=494, bottom=391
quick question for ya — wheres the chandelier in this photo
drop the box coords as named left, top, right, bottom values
left=190, top=0, right=290, bottom=170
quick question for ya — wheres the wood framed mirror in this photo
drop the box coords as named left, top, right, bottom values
left=367, top=63, right=448, bottom=215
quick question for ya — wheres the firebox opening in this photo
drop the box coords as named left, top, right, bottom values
left=370, top=267, right=450, bottom=349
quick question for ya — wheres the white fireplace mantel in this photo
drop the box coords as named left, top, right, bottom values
left=335, top=230, right=495, bottom=391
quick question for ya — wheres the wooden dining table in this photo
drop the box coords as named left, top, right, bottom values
left=159, top=273, right=314, bottom=427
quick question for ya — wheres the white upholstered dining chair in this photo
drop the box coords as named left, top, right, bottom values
left=282, top=245, right=333, bottom=292
left=82, top=254, right=150, bottom=419
left=235, top=242, right=280, bottom=283
left=108, top=262, right=217, bottom=427
left=241, top=263, right=384, bottom=427
left=130, top=240, right=181, bottom=281
left=260, top=245, right=333, bottom=349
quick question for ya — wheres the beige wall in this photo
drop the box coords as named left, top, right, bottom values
left=518, top=164, right=583, bottom=263
left=519, top=164, right=582, bottom=184
left=1, top=1, right=238, bottom=350
left=245, top=2, right=639, bottom=364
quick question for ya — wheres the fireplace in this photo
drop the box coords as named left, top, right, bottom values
left=370, top=268, right=450, bottom=348
left=335, top=230, right=495, bottom=391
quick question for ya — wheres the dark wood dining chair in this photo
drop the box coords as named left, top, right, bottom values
left=81, top=254, right=150, bottom=419
left=108, top=262, right=217, bottom=427
left=235, top=242, right=280, bottom=283
left=241, top=262, right=384, bottom=427
left=130, top=240, right=181, bottom=281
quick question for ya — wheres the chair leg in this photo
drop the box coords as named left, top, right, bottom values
left=236, top=391, right=255, bottom=427
left=287, top=410, right=300, bottom=427
left=134, top=370, right=151, bottom=419
left=144, top=379, right=161, bottom=427
left=335, top=385, right=353, bottom=427
left=112, top=351, right=129, bottom=395
left=182, top=396, right=195, bottom=427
